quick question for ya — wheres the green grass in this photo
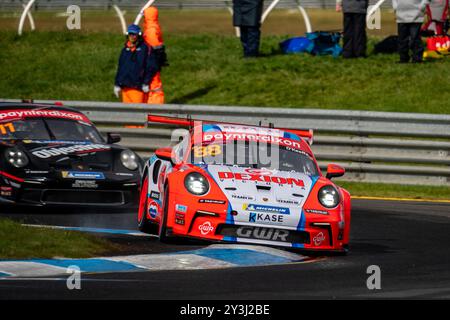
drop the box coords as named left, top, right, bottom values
left=1, top=30, right=450, bottom=114
left=0, top=218, right=117, bottom=259
left=337, top=181, right=450, bottom=200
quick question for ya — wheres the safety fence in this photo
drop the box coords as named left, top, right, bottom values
left=1, top=99, right=449, bottom=186
left=0, top=0, right=393, bottom=11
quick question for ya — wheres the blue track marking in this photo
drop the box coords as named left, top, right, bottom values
left=31, top=259, right=142, bottom=273
left=177, top=248, right=302, bottom=266
left=0, top=272, right=11, bottom=278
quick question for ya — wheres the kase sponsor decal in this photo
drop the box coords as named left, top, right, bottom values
left=198, top=221, right=214, bottom=235
left=218, top=172, right=305, bottom=187
left=243, top=203, right=290, bottom=215
left=32, top=144, right=110, bottom=159
left=249, top=212, right=284, bottom=224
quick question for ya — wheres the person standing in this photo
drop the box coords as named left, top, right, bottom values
left=143, top=6, right=167, bottom=104
left=393, top=0, right=430, bottom=63
left=114, top=24, right=158, bottom=103
left=336, top=0, right=368, bottom=58
left=233, top=0, right=264, bottom=58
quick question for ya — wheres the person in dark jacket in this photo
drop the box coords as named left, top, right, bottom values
left=114, top=24, right=158, bottom=103
left=336, top=0, right=368, bottom=58
left=393, top=0, right=430, bottom=63
left=233, top=0, right=264, bottom=57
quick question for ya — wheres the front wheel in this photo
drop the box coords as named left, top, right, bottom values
left=138, top=176, right=157, bottom=234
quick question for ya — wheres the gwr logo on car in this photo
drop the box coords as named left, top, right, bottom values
left=198, top=221, right=214, bottom=235
left=236, top=226, right=289, bottom=242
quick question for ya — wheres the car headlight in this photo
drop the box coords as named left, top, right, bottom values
left=5, top=148, right=29, bottom=168
left=318, top=185, right=340, bottom=208
left=120, top=150, right=138, bottom=171
left=184, top=172, right=209, bottom=195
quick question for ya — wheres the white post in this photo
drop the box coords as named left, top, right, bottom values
left=298, top=5, right=312, bottom=33
left=367, top=0, right=386, bottom=20
left=18, top=0, right=36, bottom=36
left=261, top=0, right=281, bottom=24
left=24, top=4, right=36, bottom=31
left=134, top=0, right=157, bottom=25
left=113, top=5, right=127, bottom=35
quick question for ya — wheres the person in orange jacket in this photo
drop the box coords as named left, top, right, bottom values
left=114, top=24, right=158, bottom=104
left=142, top=6, right=168, bottom=104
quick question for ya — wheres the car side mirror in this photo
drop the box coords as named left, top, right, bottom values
left=155, top=147, right=174, bottom=163
left=326, top=164, right=345, bottom=180
left=107, top=133, right=121, bottom=144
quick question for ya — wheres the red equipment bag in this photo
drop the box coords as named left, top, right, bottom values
left=427, top=35, right=450, bottom=51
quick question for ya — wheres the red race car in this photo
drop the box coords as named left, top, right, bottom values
left=138, top=115, right=351, bottom=253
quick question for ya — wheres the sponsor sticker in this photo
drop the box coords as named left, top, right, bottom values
left=149, top=201, right=159, bottom=219
left=0, top=109, right=89, bottom=122
left=276, top=199, right=300, bottom=205
left=72, top=180, right=98, bottom=189
left=218, top=172, right=305, bottom=187
left=62, top=171, right=105, bottom=180
left=306, top=209, right=329, bottom=215
left=313, top=232, right=326, bottom=246
left=199, top=199, right=226, bottom=204
left=243, top=203, right=290, bottom=215
left=175, top=213, right=185, bottom=225
left=32, top=144, right=110, bottom=159
left=175, top=204, right=188, bottom=213
left=198, top=221, right=214, bottom=235
left=249, top=212, right=284, bottom=224
left=150, top=191, right=160, bottom=200
left=231, top=194, right=255, bottom=201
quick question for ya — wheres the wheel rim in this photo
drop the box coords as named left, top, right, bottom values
left=138, top=176, right=148, bottom=223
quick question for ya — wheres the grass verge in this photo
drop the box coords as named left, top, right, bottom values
left=1, top=30, right=450, bottom=114
left=0, top=218, right=118, bottom=259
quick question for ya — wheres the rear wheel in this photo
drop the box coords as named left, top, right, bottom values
left=138, top=175, right=157, bottom=234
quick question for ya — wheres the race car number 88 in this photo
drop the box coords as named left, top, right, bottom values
left=193, top=145, right=222, bottom=157
left=0, top=123, right=15, bottom=135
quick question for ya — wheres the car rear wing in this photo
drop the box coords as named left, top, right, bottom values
left=147, top=114, right=314, bottom=145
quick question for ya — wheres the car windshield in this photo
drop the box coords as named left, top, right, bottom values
left=189, top=141, right=319, bottom=176
left=0, top=118, right=103, bottom=143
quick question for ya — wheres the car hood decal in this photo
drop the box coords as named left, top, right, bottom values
left=205, top=165, right=317, bottom=229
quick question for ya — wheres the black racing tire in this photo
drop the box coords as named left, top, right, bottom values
left=138, top=175, right=158, bottom=234
left=159, top=184, right=171, bottom=243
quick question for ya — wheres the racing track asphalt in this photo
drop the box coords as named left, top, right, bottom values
left=1, top=199, right=450, bottom=299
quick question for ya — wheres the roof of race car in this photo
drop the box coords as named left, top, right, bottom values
left=191, top=123, right=312, bottom=153
left=0, top=103, right=92, bottom=123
